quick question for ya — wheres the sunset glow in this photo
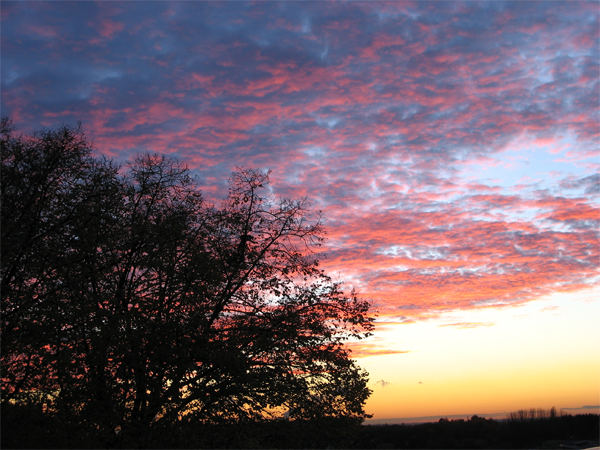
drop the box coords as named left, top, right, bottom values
left=361, top=287, right=600, bottom=420
left=2, top=1, right=598, bottom=421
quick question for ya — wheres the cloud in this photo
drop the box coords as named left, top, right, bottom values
left=376, top=379, right=391, bottom=388
left=560, top=174, right=600, bottom=195
left=348, top=342, right=410, bottom=358
left=439, top=322, right=494, bottom=329
left=2, top=1, right=598, bottom=324
left=561, top=405, right=600, bottom=411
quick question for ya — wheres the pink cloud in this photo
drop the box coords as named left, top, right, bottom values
left=3, top=1, right=598, bottom=328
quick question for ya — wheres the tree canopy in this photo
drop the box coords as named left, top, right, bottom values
left=1, top=120, right=373, bottom=441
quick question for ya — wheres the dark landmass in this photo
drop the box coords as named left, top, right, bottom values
left=2, top=406, right=598, bottom=449
left=357, top=414, right=599, bottom=449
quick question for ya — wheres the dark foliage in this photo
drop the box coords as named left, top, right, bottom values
left=1, top=120, right=373, bottom=445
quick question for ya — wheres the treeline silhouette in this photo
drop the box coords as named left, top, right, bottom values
left=507, top=406, right=561, bottom=420
left=1, top=120, right=373, bottom=447
left=358, top=413, right=599, bottom=449
left=2, top=405, right=598, bottom=448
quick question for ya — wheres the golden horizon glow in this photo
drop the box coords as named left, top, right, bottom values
left=358, top=287, right=600, bottom=420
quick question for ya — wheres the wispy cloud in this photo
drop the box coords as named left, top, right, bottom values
left=562, top=405, right=600, bottom=410
left=439, top=322, right=495, bottom=329
left=348, top=341, right=410, bottom=358
left=376, top=379, right=391, bottom=388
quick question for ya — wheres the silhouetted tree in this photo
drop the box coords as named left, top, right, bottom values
left=1, top=121, right=373, bottom=441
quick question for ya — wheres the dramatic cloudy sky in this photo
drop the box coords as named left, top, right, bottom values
left=2, top=1, right=599, bottom=420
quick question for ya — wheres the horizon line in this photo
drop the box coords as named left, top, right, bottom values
left=365, top=406, right=600, bottom=425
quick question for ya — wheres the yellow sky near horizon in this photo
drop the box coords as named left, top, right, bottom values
left=357, top=286, right=600, bottom=420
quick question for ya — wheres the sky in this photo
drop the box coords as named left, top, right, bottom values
left=2, top=1, right=599, bottom=421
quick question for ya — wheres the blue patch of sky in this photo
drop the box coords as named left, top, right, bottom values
left=457, top=133, right=593, bottom=196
